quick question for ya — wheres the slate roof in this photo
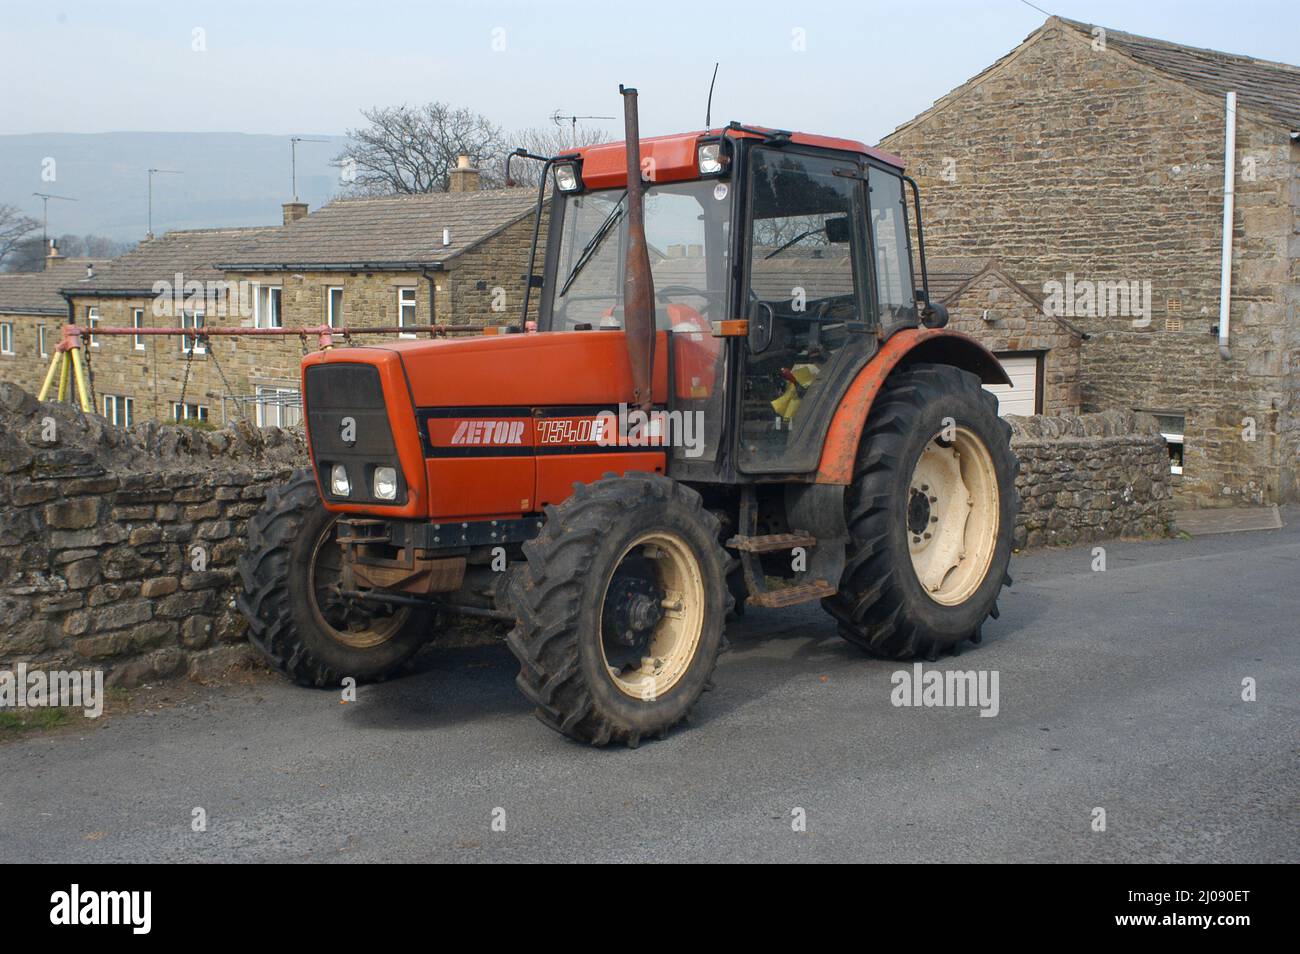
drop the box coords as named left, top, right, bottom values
left=887, top=17, right=1300, bottom=142
left=63, top=227, right=277, bottom=297
left=1058, top=18, right=1300, bottom=131
left=927, top=256, right=1086, bottom=338
left=925, top=256, right=993, bottom=304
left=218, top=189, right=540, bottom=271
left=0, top=258, right=101, bottom=315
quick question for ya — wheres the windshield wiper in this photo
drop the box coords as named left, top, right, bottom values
left=558, top=191, right=627, bottom=298
left=764, top=227, right=824, bottom=260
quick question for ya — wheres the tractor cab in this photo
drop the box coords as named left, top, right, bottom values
left=533, top=123, right=938, bottom=479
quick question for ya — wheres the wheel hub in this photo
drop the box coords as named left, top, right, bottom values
left=907, top=487, right=932, bottom=536
left=601, top=561, right=666, bottom=670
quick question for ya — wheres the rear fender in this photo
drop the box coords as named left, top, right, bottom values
left=814, top=329, right=1009, bottom=485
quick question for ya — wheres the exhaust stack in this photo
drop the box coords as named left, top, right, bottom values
left=620, top=84, right=655, bottom=412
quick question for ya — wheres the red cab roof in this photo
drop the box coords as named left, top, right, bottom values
left=573, top=126, right=905, bottom=190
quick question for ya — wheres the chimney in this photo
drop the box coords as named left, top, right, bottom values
left=282, top=201, right=309, bottom=225
left=86, top=263, right=95, bottom=279
left=448, top=154, right=481, bottom=193
left=46, top=238, right=59, bottom=260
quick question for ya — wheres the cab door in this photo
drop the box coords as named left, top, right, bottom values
left=736, top=147, right=876, bottom=475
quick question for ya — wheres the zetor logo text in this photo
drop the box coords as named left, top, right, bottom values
left=50, top=885, right=151, bottom=934
left=450, top=419, right=526, bottom=445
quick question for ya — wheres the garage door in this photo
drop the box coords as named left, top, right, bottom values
left=983, top=354, right=1038, bottom=417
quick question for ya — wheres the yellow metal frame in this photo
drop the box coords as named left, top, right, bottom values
left=37, top=344, right=94, bottom=412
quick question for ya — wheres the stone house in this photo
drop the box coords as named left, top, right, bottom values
left=881, top=16, right=1300, bottom=505
left=0, top=255, right=100, bottom=396
left=10, top=170, right=545, bottom=426
left=55, top=226, right=280, bottom=427
left=928, top=256, right=1084, bottom=416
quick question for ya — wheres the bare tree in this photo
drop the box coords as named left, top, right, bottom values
left=0, top=204, right=39, bottom=270
left=495, top=124, right=611, bottom=188
left=332, top=103, right=505, bottom=195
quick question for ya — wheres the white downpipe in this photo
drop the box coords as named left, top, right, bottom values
left=1218, top=91, right=1237, bottom=360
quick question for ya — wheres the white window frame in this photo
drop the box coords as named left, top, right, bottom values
left=398, top=287, right=417, bottom=338
left=181, top=310, right=206, bottom=355
left=87, top=307, right=99, bottom=348
left=103, top=394, right=134, bottom=427
left=172, top=402, right=209, bottom=422
left=255, top=284, right=283, bottom=329
left=133, top=308, right=146, bottom=350
left=0, top=322, right=13, bottom=355
left=1145, top=411, right=1185, bottom=477
left=38, top=324, right=47, bottom=358
left=327, top=286, right=344, bottom=329
left=1162, top=426, right=1185, bottom=476
left=255, top=385, right=301, bottom=428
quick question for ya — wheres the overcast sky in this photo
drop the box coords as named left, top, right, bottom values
left=4, top=0, right=1297, bottom=143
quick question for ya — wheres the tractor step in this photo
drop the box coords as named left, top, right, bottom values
left=725, top=532, right=816, bottom=553
left=746, top=579, right=837, bottom=609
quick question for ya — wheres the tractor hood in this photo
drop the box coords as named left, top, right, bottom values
left=379, top=330, right=669, bottom=408
left=300, top=331, right=671, bottom=522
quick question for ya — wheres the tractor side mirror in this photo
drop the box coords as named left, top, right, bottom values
left=749, top=301, right=775, bottom=354
left=824, top=216, right=851, bottom=244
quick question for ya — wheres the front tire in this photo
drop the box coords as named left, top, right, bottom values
left=824, top=363, right=1018, bottom=659
left=236, top=468, right=430, bottom=686
left=506, top=473, right=731, bottom=747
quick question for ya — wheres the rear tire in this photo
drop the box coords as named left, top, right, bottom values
left=236, top=468, right=430, bottom=686
left=506, top=473, right=731, bottom=747
left=823, top=363, right=1018, bottom=659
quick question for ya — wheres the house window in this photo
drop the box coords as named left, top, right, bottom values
left=103, top=394, right=134, bottom=427
left=0, top=323, right=13, bottom=355
left=87, top=307, right=99, bottom=347
left=172, top=402, right=208, bottom=422
left=398, top=287, right=417, bottom=338
left=255, top=386, right=301, bottom=428
left=1152, top=413, right=1185, bottom=476
left=133, top=308, right=146, bottom=350
left=181, top=310, right=206, bottom=354
left=38, top=324, right=47, bottom=357
left=256, top=285, right=283, bottom=329
left=327, top=287, right=344, bottom=328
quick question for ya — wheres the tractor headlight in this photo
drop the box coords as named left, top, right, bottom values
left=330, top=463, right=351, bottom=497
left=373, top=466, right=398, bottom=501
left=697, top=141, right=725, bottom=175
left=553, top=162, right=581, bottom=193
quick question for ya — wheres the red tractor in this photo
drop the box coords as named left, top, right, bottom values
left=237, top=88, right=1018, bottom=747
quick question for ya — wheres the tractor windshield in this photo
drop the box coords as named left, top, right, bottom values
left=550, top=179, right=732, bottom=332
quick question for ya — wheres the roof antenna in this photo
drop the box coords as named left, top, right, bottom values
left=705, top=62, right=719, bottom=131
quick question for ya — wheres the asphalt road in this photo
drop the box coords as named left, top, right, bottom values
left=3, top=512, right=1297, bottom=863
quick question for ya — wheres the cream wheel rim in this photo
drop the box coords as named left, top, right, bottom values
left=906, top=426, right=1000, bottom=606
left=599, top=531, right=706, bottom=700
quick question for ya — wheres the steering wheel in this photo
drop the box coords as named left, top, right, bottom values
left=656, top=284, right=710, bottom=302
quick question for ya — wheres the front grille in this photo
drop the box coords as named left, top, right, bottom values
left=304, top=363, right=407, bottom=505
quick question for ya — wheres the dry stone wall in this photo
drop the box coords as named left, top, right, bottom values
left=0, top=386, right=1171, bottom=682
left=1009, top=409, right=1175, bottom=547
left=0, top=383, right=303, bottom=686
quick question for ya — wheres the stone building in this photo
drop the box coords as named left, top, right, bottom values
left=0, top=254, right=100, bottom=396
left=0, top=173, right=545, bottom=426
left=881, top=16, right=1300, bottom=505
left=928, top=256, right=1084, bottom=416
left=56, top=226, right=279, bottom=426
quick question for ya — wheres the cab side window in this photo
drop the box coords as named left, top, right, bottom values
left=867, top=167, right=915, bottom=328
